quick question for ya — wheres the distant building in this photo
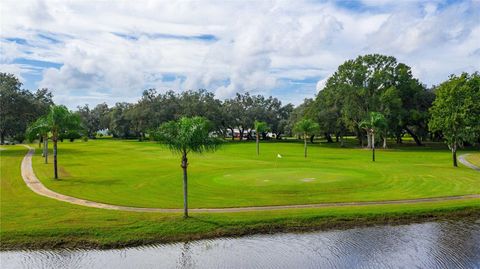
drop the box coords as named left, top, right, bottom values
left=226, top=129, right=277, bottom=139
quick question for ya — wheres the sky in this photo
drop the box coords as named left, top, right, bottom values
left=1, top=0, right=479, bottom=108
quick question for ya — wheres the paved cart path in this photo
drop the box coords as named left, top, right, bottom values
left=20, top=145, right=480, bottom=213
left=458, top=154, right=480, bottom=171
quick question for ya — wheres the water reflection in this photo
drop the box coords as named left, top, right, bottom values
left=1, top=219, right=479, bottom=269
left=177, top=242, right=194, bottom=269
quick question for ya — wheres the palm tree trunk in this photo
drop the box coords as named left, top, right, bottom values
left=371, top=131, right=375, bottom=162
left=41, top=137, right=45, bottom=157
left=181, top=151, right=189, bottom=218
left=304, top=133, right=307, bottom=158
left=44, top=136, right=48, bottom=164
left=256, top=133, right=259, bottom=156
left=53, top=137, right=58, bottom=179
left=367, top=133, right=372, bottom=149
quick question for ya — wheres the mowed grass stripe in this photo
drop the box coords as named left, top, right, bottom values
left=29, top=139, right=480, bottom=209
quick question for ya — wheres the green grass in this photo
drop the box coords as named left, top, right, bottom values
left=466, top=153, right=480, bottom=167
left=1, top=142, right=479, bottom=250
left=32, top=139, right=480, bottom=208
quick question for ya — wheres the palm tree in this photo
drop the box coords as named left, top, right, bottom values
left=28, top=105, right=81, bottom=179
left=48, top=106, right=81, bottom=179
left=26, top=116, right=50, bottom=164
left=359, top=112, right=387, bottom=162
left=154, top=117, right=220, bottom=218
left=254, top=120, right=268, bottom=156
left=294, top=119, right=319, bottom=158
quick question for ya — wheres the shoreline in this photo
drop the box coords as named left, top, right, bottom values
left=2, top=205, right=479, bottom=251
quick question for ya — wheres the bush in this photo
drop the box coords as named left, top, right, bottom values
left=60, top=131, right=81, bottom=142
left=13, top=134, right=25, bottom=143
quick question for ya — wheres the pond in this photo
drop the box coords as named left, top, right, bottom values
left=1, top=219, right=479, bottom=268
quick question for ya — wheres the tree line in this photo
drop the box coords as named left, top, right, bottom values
left=0, top=73, right=54, bottom=144
left=75, top=89, right=294, bottom=141
left=293, top=54, right=479, bottom=166
left=1, top=54, right=479, bottom=166
left=301, top=54, right=434, bottom=147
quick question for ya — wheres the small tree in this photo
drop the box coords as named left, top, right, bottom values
left=28, top=105, right=81, bottom=179
left=359, top=112, right=387, bottom=162
left=153, top=117, right=220, bottom=218
left=254, top=120, right=268, bottom=156
left=294, top=119, right=319, bottom=158
left=26, top=116, right=50, bottom=164
left=429, top=73, right=480, bottom=167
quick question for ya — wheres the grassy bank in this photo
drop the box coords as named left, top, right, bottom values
left=1, top=143, right=479, bottom=250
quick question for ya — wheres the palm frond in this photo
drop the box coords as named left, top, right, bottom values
left=153, top=116, right=222, bottom=154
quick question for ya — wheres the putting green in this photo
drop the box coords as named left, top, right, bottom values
left=31, top=139, right=480, bottom=209
left=213, top=167, right=366, bottom=186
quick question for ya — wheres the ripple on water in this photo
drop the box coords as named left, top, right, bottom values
left=1, top=219, right=479, bottom=269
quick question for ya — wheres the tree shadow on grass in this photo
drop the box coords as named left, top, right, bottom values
left=0, top=146, right=28, bottom=157
left=52, top=178, right=123, bottom=186
left=39, top=147, right=85, bottom=155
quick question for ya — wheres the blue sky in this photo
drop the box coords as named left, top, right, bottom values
left=1, top=0, right=479, bottom=108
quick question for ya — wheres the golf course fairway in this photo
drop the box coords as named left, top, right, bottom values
left=1, top=139, right=479, bottom=250
left=31, top=139, right=480, bottom=208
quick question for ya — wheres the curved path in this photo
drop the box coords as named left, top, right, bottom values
left=458, top=154, right=480, bottom=171
left=21, top=145, right=480, bottom=213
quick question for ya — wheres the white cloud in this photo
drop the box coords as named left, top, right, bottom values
left=0, top=0, right=479, bottom=108
left=316, top=77, right=329, bottom=92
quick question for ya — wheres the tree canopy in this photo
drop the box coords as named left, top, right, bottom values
left=429, top=72, right=480, bottom=166
left=359, top=112, right=387, bottom=136
left=153, top=117, right=220, bottom=155
left=305, top=54, right=433, bottom=146
left=294, top=119, right=319, bottom=137
left=0, top=73, right=53, bottom=143
left=26, top=116, right=50, bottom=142
left=4, top=54, right=479, bottom=152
